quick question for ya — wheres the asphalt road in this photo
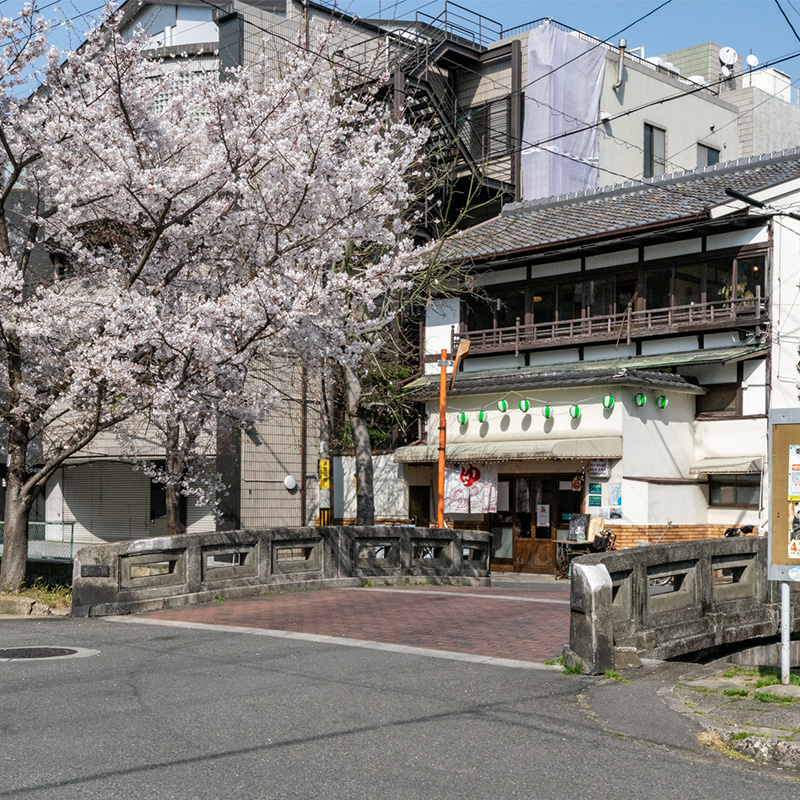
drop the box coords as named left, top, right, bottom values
left=1, top=616, right=798, bottom=799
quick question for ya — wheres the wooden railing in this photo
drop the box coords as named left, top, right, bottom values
left=452, top=290, right=765, bottom=356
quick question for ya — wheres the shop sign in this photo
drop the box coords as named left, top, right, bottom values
left=587, top=459, right=609, bottom=478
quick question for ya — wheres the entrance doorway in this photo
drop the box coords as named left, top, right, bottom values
left=408, top=485, right=431, bottom=527
left=490, top=474, right=583, bottom=574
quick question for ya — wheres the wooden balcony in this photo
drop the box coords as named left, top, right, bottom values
left=452, top=290, right=765, bottom=357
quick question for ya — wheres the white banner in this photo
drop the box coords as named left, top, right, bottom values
left=444, top=462, right=498, bottom=514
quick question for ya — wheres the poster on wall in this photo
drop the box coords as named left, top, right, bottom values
left=443, top=462, right=498, bottom=514
left=588, top=459, right=609, bottom=478
left=788, top=445, right=800, bottom=500
left=536, top=504, right=550, bottom=527
left=608, top=482, right=622, bottom=506
left=588, top=495, right=602, bottom=507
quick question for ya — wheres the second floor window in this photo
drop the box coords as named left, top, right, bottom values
left=644, top=123, right=666, bottom=178
left=698, top=144, right=720, bottom=167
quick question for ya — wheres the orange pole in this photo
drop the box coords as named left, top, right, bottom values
left=437, top=347, right=447, bottom=529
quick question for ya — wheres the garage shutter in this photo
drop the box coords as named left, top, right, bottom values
left=62, top=463, right=150, bottom=544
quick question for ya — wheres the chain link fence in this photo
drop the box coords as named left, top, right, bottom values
left=0, top=522, right=78, bottom=561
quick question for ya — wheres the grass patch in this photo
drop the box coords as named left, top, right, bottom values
left=563, top=661, right=585, bottom=675
left=415, top=580, right=429, bottom=586
left=544, top=655, right=565, bottom=666
left=603, top=669, right=630, bottom=683
left=0, top=578, right=72, bottom=609
left=729, top=730, right=755, bottom=740
left=753, top=672, right=800, bottom=688
left=213, top=594, right=225, bottom=602
left=699, top=731, right=753, bottom=761
left=363, top=580, right=373, bottom=588
left=722, top=688, right=750, bottom=697
left=753, top=690, right=795, bottom=705
left=722, top=666, right=759, bottom=678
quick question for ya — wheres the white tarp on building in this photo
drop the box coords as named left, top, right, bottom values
left=522, top=23, right=606, bottom=200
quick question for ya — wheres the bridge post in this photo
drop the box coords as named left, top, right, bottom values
left=565, top=562, right=614, bottom=674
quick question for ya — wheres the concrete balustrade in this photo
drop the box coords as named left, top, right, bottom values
left=71, top=526, right=491, bottom=617
left=566, top=537, right=800, bottom=674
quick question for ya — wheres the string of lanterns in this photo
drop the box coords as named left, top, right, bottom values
left=455, top=392, right=669, bottom=423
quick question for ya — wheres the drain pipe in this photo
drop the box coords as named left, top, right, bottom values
left=613, top=38, right=627, bottom=91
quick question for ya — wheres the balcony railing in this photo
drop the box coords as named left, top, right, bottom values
left=452, top=290, right=765, bottom=357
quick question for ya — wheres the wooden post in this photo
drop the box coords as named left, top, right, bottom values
left=437, top=348, right=447, bottom=529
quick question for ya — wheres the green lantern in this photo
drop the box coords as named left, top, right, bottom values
left=497, top=399, right=508, bottom=413
left=602, top=395, right=614, bottom=409
left=569, top=405, right=580, bottom=419
left=478, top=410, right=488, bottom=423
left=542, top=405, right=552, bottom=419
left=519, top=399, right=530, bottom=412
left=635, top=393, right=646, bottom=407
left=657, top=395, right=669, bottom=409
left=457, top=412, right=467, bottom=424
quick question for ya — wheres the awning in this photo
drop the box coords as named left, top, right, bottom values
left=689, top=456, right=763, bottom=474
left=394, top=437, right=623, bottom=463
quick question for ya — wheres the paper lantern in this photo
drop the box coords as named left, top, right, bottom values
left=497, top=399, right=508, bottom=412
left=657, top=395, right=669, bottom=409
left=457, top=412, right=467, bottom=424
left=519, top=399, right=530, bottom=412
left=635, top=393, right=646, bottom=407
left=477, top=410, right=488, bottom=422
left=569, top=405, right=580, bottom=419
left=602, top=395, right=615, bottom=409
left=542, top=405, right=552, bottom=419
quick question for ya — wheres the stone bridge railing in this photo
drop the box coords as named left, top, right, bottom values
left=566, top=537, right=800, bottom=674
left=71, top=526, right=491, bottom=617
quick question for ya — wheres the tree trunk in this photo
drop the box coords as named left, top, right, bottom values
left=0, top=426, right=37, bottom=591
left=343, top=363, right=374, bottom=525
left=164, top=421, right=186, bottom=538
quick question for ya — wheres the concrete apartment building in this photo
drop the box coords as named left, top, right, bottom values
left=8, top=0, right=800, bottom=560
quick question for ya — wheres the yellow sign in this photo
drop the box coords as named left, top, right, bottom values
left=318, top=459, right=330, bottom=490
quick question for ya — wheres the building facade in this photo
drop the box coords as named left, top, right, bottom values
left=391, top=149, right=800, bottom=572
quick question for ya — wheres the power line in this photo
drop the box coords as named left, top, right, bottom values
left=775, top=0, right=800, bottom=44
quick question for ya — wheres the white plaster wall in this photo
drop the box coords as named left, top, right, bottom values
left=462, top=354, right=526, bottom=372
left=425, top=298, right=460, bottom=358
left=644, top=239, right=702, bottom=261
left=742, top=359, right=767, bottom=416
left=640, top=336, right=700, bottom=355
left=530, top=259, right=582, bottom=279
left=583, top=344, right=637, bottom=361
left=769, top=215, right=800, bottom=409
left=706, top=227, right=769, bottom=250
left=585, top=249, right=638, bottom=270
left=621, top=391, right=696, bottom=479
left=694, top=418, right=767, bottom=459
left=334, top=454, right=407, bottom=519
left=443, top=387, right=624, bottom=446
left=474, top=266, right=526, bottom=286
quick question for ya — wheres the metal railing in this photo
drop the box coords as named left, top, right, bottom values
left=0, top=521, right=78, bottom=562
left=453, top=291, right=765, bottom=357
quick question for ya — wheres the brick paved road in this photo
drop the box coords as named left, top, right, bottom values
left=143, top=584, right=570, bottom=663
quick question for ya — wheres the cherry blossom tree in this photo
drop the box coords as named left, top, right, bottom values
left=0, top=4, right=427, bottom=590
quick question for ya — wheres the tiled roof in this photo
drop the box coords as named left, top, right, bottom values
left=405, top=343, right=768, bottom=398
left=444, top=148, right=800, bottom=261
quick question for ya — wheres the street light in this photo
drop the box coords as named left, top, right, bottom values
left=437, top=338, right=470, bottom=528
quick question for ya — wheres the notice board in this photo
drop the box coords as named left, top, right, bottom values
left=768, top=409, right=800, bottom=581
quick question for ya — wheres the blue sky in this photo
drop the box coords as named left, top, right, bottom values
left=4, top=1, right=800, bottom=79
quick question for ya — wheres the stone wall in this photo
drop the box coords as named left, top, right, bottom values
left=71, top=526, right=491, bottom=617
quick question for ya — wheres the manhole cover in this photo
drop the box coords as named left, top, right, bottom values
left=0, top=646, right=95, bottom=661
